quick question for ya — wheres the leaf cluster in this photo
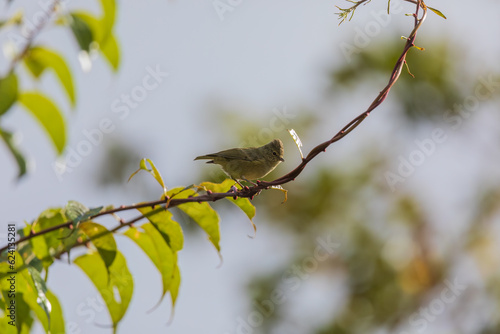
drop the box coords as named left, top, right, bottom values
left=0, top=0, right=120, bottom=178
left=0, top=158, right=256, bottom=333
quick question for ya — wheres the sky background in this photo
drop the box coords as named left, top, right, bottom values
left=1, top=0, right=500, bottom=333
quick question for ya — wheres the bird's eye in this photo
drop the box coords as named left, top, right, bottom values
left=272, top=152, right=277, bottom=156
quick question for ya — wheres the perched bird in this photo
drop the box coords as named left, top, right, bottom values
left=195, top=139, right=284, bottom=187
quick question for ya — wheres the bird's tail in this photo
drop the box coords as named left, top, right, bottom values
left=194, top=155, right=215, bottom=163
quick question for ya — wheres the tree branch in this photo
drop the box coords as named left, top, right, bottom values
left=0, top=0, right=428, bottom=257
left=4, top=0, right=61, bottom=76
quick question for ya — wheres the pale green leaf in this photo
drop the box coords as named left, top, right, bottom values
left=124, top=226, right=175, bottom=305
left=137, top=206, right=183, bottom=252
left=73, top=1, right=115, bottom=44
left=100, top=0, right=116, bottom=41
left=24, top=56, right=45, bottom=78
left=0, top=127, right=27, bottom=178
left=64, top=201, right=103, bottom=225
left=46, top=290, right=65, bottom=334
left=0, top=72, right=18, bottom=116
left=428, top=6, right=447, bottom=19
left=143, top=158, right=167, bottom=194
left=170, top=265, right=181, bottom=307
left=200, top=179, right=256, bottom=221
left=101, top=33, right=120, bottom=71
left=64, top=200, right=88, bottom=221
left=30, top=221, right=53, bottom=272
left=25, top=46, right=76, bottom=107
left=32, top=208, right=67, bottom=257
left=27, top=267, right=51, bottom=330
left=70, top=9, right=119, bottom=72
left=80, top=221, right=117, bottom=269
left=74, top=251, right=133, bottom=330
left=0, top=263, right=34, bottom=333
left=129, top=159, right=167, bottom=195
left=142, top=223, right=175, bottom=305
left=229, top=197, right=256, bottom=221
left=169, top=187, right=220, bottom=252
left=0, top=254, right=51, bottom=333
left=18, top=92, right=66, bottom=154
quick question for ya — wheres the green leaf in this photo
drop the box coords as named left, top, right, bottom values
left=100, top=0, right=116, bottom=41
left=64, top=200, right=103, bottom=225
left=169, top=187, right=221, bottom=252
left=24, top=57, right=45, bottom=78
left=0, top=291, right=33, bottom=334
left=30, top=222, right=53, bottom=272
left=46, top=290, right=65, bottom=334
left=27, top=266, right=51, bottom=330
left=0, top=254, right=53, bottom=333
left=31, top=207, right=81, bottom=265
left=80, top=221, right=117, bottom=269
left=18, top=91, right=66, bottom=154
left=142, top=223, right=175, bottom=306
left=0, top=126, right=27, bottom=178
left=74, top=251, right=133, bottom=330
left=200, top=179, right=256, bottom=221
left=25, top=46, right=76, bottom=107
left=200, top=179, right=256, bottom=234
left=170, top=265, right=181, bottom=307
left=70, top=8, right=120, bottom=72
left=428, top=6, right=447, bottom=19
left=71, top=12, right=101, bottom=43
left=137, top=206, right=183, bottom=252
left=124, top=226, right=175, bottom=306
left=4, top=296, right=34, bottom=334
left=123, top=227, right=159, bottom=263
left=64, top=200, right=88, bottom=221
left=32, top=208, right=67, bottom=256
left=270, top=184, right=288, bottom=203
left=73, top=0, right=115, bottom=44
left=69, top=13, right=94, bottom=51
left=1, top=259, right=34, bottom=333
left=0, top=72, right=18, bottom=116
left=101, top=33, right=120, bottom=71
left=129, top=158, right=167, bottom=196
left=230, top=197, right=256, bottom=220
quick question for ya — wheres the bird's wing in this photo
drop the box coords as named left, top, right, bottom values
left=208, top=148, right=253, bottom=161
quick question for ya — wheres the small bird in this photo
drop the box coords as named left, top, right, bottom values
left=195, top=139, right=285, bottom=187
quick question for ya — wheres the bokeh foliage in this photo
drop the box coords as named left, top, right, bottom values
left=222, top=37, right=500, bottom=334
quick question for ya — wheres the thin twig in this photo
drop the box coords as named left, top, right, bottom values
left=4, top=0, right=60, bottom=75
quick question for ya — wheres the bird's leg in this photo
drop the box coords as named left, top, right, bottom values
left=242, top=178, right=258, bottom=187
left=232, top=178, right=245, bottom=189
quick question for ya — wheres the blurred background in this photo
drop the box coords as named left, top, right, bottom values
left=1, top=0, right=500, bottom=333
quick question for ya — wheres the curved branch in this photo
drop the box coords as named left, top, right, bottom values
left=0, top=1, right=428, bottom=256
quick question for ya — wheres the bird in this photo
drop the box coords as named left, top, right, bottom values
left=195, top=139, right=284, bottom=187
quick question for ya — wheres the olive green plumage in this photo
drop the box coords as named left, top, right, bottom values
left=195, top=139, right=284, bottom=183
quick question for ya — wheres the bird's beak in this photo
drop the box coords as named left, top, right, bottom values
left=279, top=158, right=285, bottom=162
